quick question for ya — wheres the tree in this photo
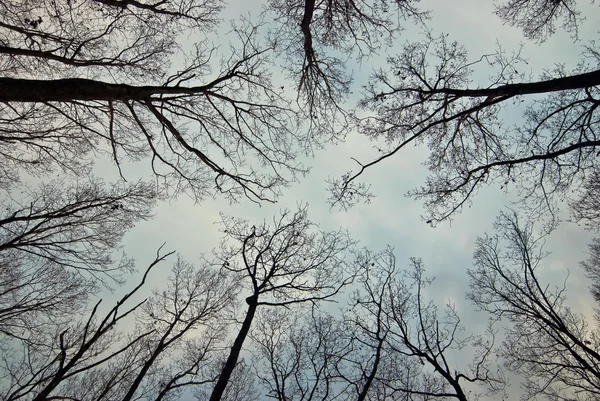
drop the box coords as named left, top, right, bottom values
left=0, top=247, right=244, bottom=401
left=249, top=307, right=350, bottom=400
left=0, top=0, right=316, bottom=202
left=265, top=0, right=426, bottom=129
left=195, top=360, right=259, bottom=401
left=209, top=206, right=355, bottom=401
left=0, top=178, right=157, bottom=344
left=0, top=255, right=91, bottom=344
left=468, top=211, right=600, bottom=401
left=0, top=178, right=156, bottom=280
left=0, top=247, right=176, bottom=401
left=330, top=7, right=599, bottom=225
left=0, top=207, right=358, bottom=401
left=248, top=247, right=504, bottom=401
left=495, top=0, right=581, bottom=42
left=3, top=0, right=600, bottom=400
left=571, top=171, right=600, bottom=231
left=342, top=248, right=503, bottom=401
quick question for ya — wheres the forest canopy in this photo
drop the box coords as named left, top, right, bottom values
left=1, top=0, right=599, bottom=400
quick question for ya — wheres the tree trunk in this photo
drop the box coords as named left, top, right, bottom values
left=356, top=338, right=384, bottom=401
left=0, top=77, right=210, bottom=102
left=209, top=297, right=258, bottom=401
left=301, top=0, right=317, bottom=55
left=434, top=69, right=600, bottom=98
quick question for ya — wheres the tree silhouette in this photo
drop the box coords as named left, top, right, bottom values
left=210, top=206, right=356, bottom=401
left=1, top=0, right=599, bottom=400
left=330, top=29, right=599, bottom=225
left=248, top=247, right=505, bottom=401
left=468, top=211, right=600, bottom=401
left=265, top=0, right=427, bottom=142
left=0, top=1, right=312, bottom=203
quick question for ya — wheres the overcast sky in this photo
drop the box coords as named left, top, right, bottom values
left=97, top=0, right=600, bottom=397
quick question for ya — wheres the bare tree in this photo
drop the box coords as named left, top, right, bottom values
left=338, top=249, right=397, bottom=401
left=265, top=0, right=427, bottom=140
left=1, top=178, right=156, bottom=280
left=194, top=360, right=259, bottom=401
left=468, top=211, right=600, bottom=401
left=330, top=29, right=600, bottom=225
left=112, top=258, right=235, bottom=401
left=209, top=206, right=356, bottom=401
left=0, top=247, right=173, bottom=401
left=0, top=247, right=241, bottom=401
left=0, top=0, right=222, bottom=80
left=0, top=255, right=92, bottom=344
left=247, top=247, right=504, bottom=401
left=340, top=248, right=503, bottom=401
left=0, top=198, right=365, bottom=401
left=495, top=0, right=581, bottom=41
left=0, top=178, right=156, bottom=346
left=0, top=0, right=316, bottom=203
left=249, top=307, right=350, bottom=401
left=571, top=171, right=600, bottom=232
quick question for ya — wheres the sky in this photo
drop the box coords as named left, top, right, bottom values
left=94, top=0, right=600, bottom=397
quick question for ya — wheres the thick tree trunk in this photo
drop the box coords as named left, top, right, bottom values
left=356, top=338, right=384, bottom=401
left=209, top=297, right=258, bottom=401
left=0, top=77, right=211, bottom=102
left=121, top=343, right=166, bottom=401
left=301, top=0, right=316, bottom=56
left=432, top=69, right=600, bottom=98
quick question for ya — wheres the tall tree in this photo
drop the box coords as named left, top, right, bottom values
left=0, top=248, right=238, bottom=401
left=468, top=211, right=600, bottom=401
left=1, top=206, right=358, bottom=401
left=330, top=23, right=599, bottom=225
left=0, top=178, right=157, bottom=344
left=3, top=1, right=599, bottom=400
left=249, top=247, right=505, bottom=401
left=495, top=0, right=581, bottom=41
left=0, top=178, right=156, bottom=279
left=0, top=247, right=175, bottom=401
left=0, top=0, right=315, bottom=202
left=343, top=248, right=503, bottom=401
left=265, top=0, right=426, bottom=131
left=250, top=307, right=349, bottom=400
left=209, top=206, right=356, bottom=401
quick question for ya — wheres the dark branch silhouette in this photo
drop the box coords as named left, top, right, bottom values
left=469, top=211, right=600, bottom=400
left=209, top=206, right=355, bottom=401
left=0, top=2, right=309, bottom=203
left=330, top=33, right=600, bottom=225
